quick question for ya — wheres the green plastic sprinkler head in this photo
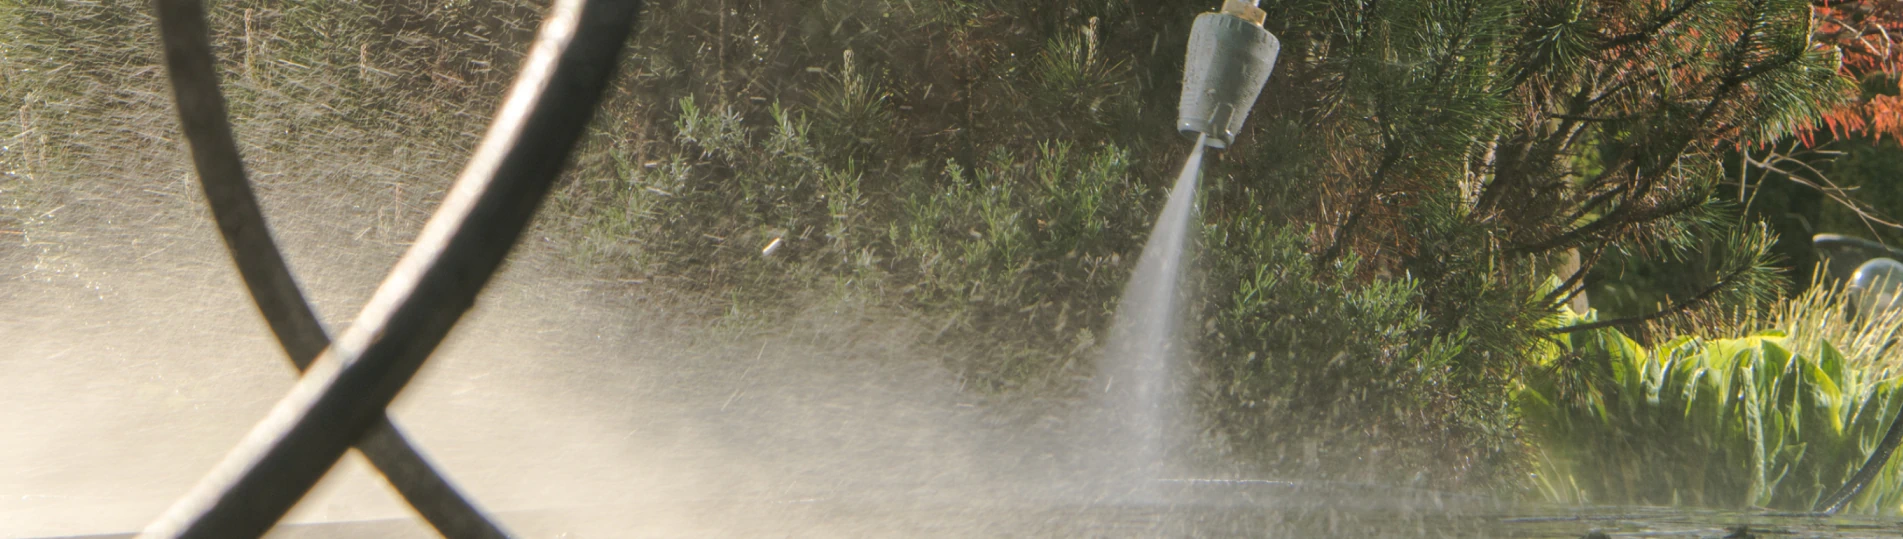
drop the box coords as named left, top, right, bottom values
left=1178, top=0, right=1281, bottom=149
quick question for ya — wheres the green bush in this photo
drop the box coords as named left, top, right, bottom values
left=1201, top=219, right=1490, bottom=484
left=1523, top=299, right=1903, bottom=513
left=885, top=142, right=1149, bottom=388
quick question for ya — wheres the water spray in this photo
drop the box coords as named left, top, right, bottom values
left=1092, top=0, right=1282, bottom=496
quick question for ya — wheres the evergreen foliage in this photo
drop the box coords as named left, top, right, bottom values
left=1589, top=0, right=1903, bottom=324
left=1197, top=0, right=1855, bottom=484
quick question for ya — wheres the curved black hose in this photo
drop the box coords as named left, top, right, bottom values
left=151, top=1, right=510, bottom=537
left=152, top=2, right=513, bottom=537
left=140, top=0, right=640, bottom=536
left=151, top=1, right=513, bottom=536
left=1814, top=400, right=1903, bottom=513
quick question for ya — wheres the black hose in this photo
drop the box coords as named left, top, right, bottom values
left=140, top=0, right=640, bottom=536
left=151, top=1, right=509, bottom=536
left=1814, top=396, right=1903, bottom=513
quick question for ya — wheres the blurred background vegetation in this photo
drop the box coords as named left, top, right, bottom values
left=10, top=0, right=1903, bottom=509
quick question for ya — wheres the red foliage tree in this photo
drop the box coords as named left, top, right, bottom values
left=1814, top=0, right=1903, bottom=140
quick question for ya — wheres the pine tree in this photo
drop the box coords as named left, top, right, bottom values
left=1203, top=0, right=1861, bottom=485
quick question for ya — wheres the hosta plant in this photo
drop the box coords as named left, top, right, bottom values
left=1523, top=306, right=1903, bottom=513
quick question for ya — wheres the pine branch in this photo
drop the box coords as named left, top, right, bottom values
left=1319, top=139, right=1406, bottom=265
left=1542, top=242, right=1608, bottom=308
left=1520, top=1, right=1803, bottom=257
left=1546, top=263, right=1755, bottom=334
left=1583, top=55, right=1702, bottom=108
left=1550, top=113, right=1636, bottom=122
left=1514, top=187, right=1710, bottom=255
left=1597, top=0, right=1713, bottom=50
left=1560, top=184, right=1629, bottom=228
left=1476, top=81, right=1599, bottom=217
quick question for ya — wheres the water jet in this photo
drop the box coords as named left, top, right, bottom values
left=1093, top=0, right=1281, bottom=496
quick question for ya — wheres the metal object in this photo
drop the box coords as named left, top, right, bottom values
left=1814, top=233, right=1903, bottom=285
left=1177, top=0, right=1280, bottom=149
left=142, top=0, right=641, bottom=536
left=1851, top=258, right=1903, bottom=319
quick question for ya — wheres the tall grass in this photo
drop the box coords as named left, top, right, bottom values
left=0, top=0, right=540, bottom=265
left=1767, top=282, right=1903, bottom=375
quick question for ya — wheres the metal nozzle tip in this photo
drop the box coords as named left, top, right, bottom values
left=1220, top=0, right=1266, bottom=26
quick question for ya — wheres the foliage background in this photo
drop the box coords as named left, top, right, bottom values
left=7, top=0, right=1903, bottom=497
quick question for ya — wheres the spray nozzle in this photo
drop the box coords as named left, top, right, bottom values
left=1177, top=0, right=1281, bottom=149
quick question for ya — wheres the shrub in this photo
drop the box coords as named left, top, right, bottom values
left=1202, top=219, right=1488, bottom=484
left=889, top=142, right=1149, bottom=389
left=1523, top=296, right=1903, bottom=513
